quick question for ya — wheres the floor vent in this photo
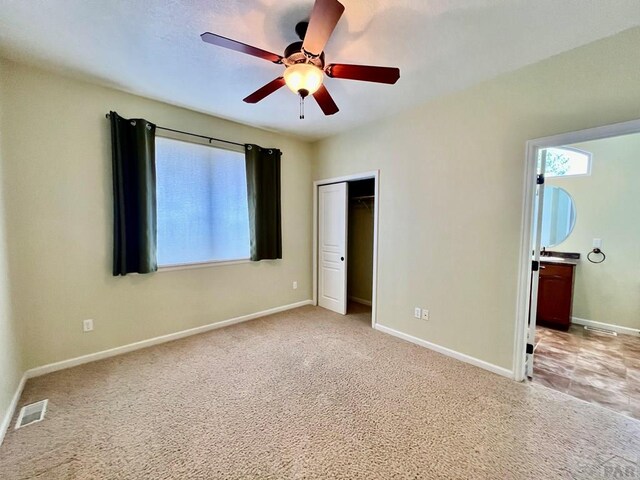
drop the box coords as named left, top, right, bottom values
left=15, top=399, right=48, bottom=429
left=584, top=325, right=617, bottom=336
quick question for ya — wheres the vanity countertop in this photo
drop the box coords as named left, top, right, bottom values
left=540, top=256, right=579, bottom=266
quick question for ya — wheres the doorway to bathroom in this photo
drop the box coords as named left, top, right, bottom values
left=515, top=120, right=640, bottom=420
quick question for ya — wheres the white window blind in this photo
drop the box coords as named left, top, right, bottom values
left=155, top=137, right=250, bottom=266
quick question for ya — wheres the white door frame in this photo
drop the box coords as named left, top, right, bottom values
left=313, top=170, right=380, bottom=328
left=513, top=118, right=640, bottom=382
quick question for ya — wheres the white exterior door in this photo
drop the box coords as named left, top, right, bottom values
left=318, top=182, right=348, bottom=314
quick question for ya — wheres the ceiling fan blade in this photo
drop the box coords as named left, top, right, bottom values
left=243, top=77, right=286, bottom=103
left=326, top=64, right=400, bottom=84
left=313, top=85, right=339, bottom=115
left=201, top=32, right=282, bottom=64
left=302, top=0, right=345, bottom=57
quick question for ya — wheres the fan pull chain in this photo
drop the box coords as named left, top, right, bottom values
left=299, top=95, right=305, bottom=120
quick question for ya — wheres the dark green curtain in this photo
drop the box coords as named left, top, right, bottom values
left=110, top=111, right=157, bottom=276
left=245, top=144, right=282, bottom=261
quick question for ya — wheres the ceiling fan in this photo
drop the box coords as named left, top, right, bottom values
left=200, top=0, right=400, bottom=118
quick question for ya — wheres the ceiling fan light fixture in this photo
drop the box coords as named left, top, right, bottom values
left=201, top=0, right=400, bottom=117
left=284, top=63, right=323, bottom=96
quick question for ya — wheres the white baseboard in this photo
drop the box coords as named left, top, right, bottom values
left=0, top=373, right=27, bottom=447
left=572, top=317, right=640, bottom=337
left=348, top=296, right=372, bottom=306
left=25, top=300, right=314, bottom=380
left=374, top=324, right=514, bottom=379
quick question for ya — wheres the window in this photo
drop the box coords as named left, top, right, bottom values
left=155, top=137, right=250, bottom=266
left=541, top=147, right=592, bottom=177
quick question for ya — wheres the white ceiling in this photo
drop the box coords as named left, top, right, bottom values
left=1, top=1, right=639, bottom=141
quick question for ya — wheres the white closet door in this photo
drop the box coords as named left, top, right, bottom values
left=318, top=182, right=348, bottom=315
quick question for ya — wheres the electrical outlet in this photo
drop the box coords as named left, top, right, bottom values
left=414, top=307, right=421, bottom=319
left=292, top=281, right=298, bottom=290
left=83, top=319, right=94, bottom=332
left=422, top=309, right=430, bottom=321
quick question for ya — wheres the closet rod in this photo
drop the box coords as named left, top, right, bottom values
left=351, top=195, right=375, bottom=200
left=105, top=113, right=245, bottom=148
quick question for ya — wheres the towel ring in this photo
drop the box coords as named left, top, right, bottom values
left=587, top=248, right=606, bottom=264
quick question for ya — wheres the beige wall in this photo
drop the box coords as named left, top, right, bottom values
left=313, top=28, right=640, bottom=371
left=0, top=59, right=313, bottom=369
left=0, top=61, right=24, bottom=431
left=348, top=201, right=374, bottom=303
left=548, top=134, right=640, bottom=330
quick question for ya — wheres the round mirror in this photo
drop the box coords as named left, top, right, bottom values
left=540, top=186, right=576, bottom=247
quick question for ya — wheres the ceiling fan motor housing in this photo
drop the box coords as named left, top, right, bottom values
left=283, top=41, right=325, bottom=68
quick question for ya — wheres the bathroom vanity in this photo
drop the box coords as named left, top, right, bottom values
left=536, top=256, right=578, bottom=330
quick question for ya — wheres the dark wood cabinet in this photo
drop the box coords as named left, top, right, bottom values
left=536, top=262, right=576, bottom=330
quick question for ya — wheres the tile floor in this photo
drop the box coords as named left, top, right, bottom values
left=533, top=324, right=640, bottom=420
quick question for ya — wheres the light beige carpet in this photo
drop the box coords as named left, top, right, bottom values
left=1, top=305, right=639, bottom=479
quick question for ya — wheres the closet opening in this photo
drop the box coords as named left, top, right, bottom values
left=346, top=178, right=375, bottom=314
left=313, top=171, right=379, bottom=327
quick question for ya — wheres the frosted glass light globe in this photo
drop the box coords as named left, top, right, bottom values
left=284, top=63, right=323, bottom=96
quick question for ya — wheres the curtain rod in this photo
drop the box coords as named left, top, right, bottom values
left=105, top=113, right=245, bottom=148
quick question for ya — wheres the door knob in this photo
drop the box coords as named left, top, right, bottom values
left=341, top=257, right=344, bottom=261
